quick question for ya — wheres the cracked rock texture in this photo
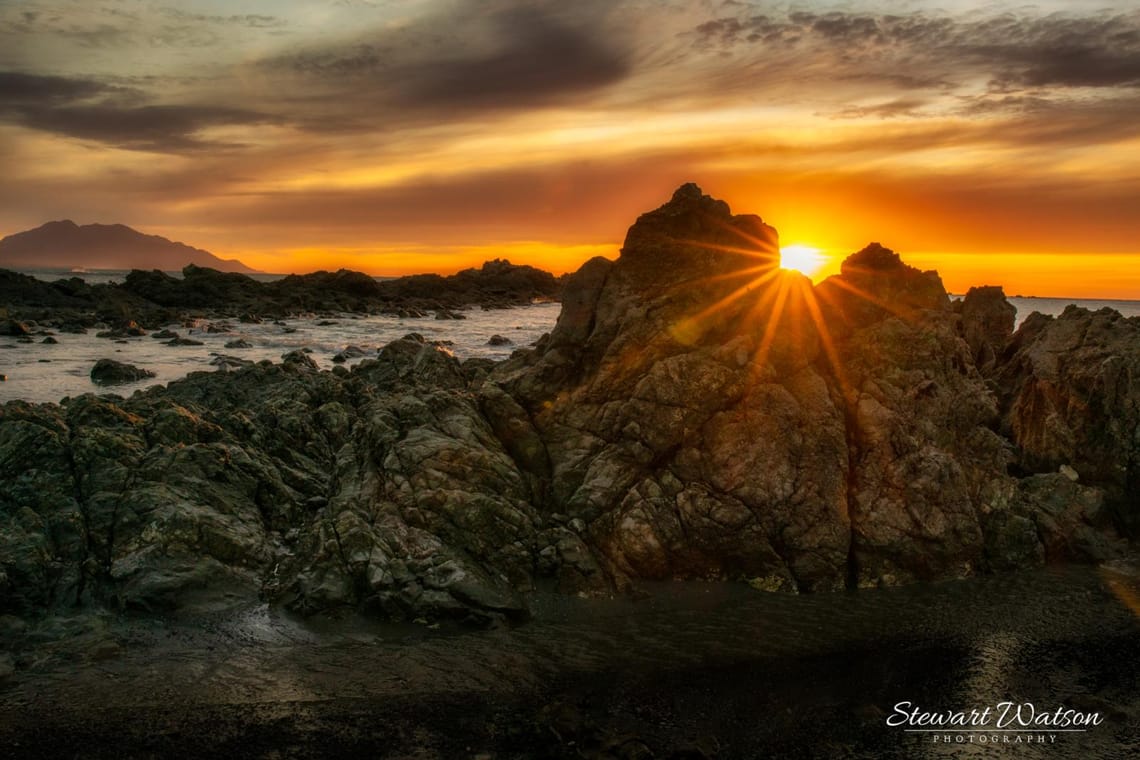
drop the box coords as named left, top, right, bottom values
left=0, top=184, right=1132, bottom=630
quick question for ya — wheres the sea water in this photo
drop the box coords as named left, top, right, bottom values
left=2, top=269, right=1138, bottom=405
left=1, top=269, right=560, bottom=404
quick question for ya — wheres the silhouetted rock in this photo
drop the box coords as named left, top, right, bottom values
left=816, top=243, right=949, bottom=331
left=488, top=334, right=512, bottom=346
left=90, top=359, right=155, bottom=385
left=958, top=285, right=1016, bottom=370
left=224, top=338, right=252, bottom=349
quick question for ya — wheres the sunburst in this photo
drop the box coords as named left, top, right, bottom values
left=779, top=245, right=827, bottom=278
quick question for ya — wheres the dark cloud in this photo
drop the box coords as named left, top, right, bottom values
left=158, top=10, right=285, bottom=29
left=685, top=8, right=1140, bottom=92
left=397, top=6, right=630, bottom=110
left=18, top=103, right=275, bottom=152
left=1, top=10, right=133, bottom=49
left=265, top=1, right=631, bottom=118
left=0, top=71, right=272, bottom=152
left=0, top=71, right=117, bottom=102
left=831, top=97, right=929, bottom=120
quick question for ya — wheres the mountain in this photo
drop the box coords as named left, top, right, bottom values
left=0, top=220, right=260, bottom=273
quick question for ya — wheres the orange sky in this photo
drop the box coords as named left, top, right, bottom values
left=1, top=1, right=1138, bottom=297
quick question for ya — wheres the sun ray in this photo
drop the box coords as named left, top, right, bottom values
left=817, top=275, right=919, bottom=324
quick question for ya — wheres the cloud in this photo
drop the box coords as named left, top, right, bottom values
left=0, top=70, right=118, bottom=102
left=683, top=7, right=1140, bottom=93
left=264, top=0, right=632, bottom=119
left=158, top=10, right=285, bottom=29
left=0, top=71, right=273, bottom=152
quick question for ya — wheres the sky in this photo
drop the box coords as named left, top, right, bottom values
left=1, top=0, right=1139, bottom=297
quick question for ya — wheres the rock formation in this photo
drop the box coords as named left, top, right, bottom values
left=0, top=184, right=1132, bottom=637
left=0, top=259, right=562, bottom=328
left=89, top=359, right=156, bottom=385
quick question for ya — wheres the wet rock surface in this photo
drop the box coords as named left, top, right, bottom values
left=0, top=568, right=1137, bottom=759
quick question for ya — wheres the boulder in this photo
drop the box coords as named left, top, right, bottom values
left=90, top=359, right=155, bottom=385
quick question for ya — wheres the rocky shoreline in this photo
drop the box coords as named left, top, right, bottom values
left=0, top=257, right=562, bottom=334
left=1, top=183, right=1137, bottom=649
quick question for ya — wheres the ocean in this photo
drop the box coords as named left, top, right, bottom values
left=2, top=268, right=558, bottom=404
left=1, top=269, right=1138, bottom=405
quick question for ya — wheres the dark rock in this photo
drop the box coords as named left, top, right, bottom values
left=816, top=243, right=949, bottom=331
left=224, top=339, right=253, bottom=349
left=995, top=305, right=1140, bottom=533
left=165, top=337, right=204, bottom=347
left=96, top=321, right=146, bottom=339
left=151, top=329, right=179, bottom=339
left=331, top=345, right=367, bottom=364
left=90, top=359, right=155, bottom=385
left=0, top=183, right=1131, bottom=637
left=487, top=334, right=512, bottom=346
left=41, top=336, right=59, bottom=344
left=435, top=309, right=467, bottom=320
left=208, top=355, right=253, bottom=371
left=0, top=320, right=30, bottom=336
left=958, top=286, right=1016, bottom=370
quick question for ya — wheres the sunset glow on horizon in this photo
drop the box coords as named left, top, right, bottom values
left=1, top=1, right=1138, bottom=297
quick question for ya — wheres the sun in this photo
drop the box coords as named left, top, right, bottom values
left=779, top=245, right=826, bottom=278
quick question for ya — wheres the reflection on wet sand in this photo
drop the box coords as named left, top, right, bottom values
left=1, top=564, right=1138, bottom=758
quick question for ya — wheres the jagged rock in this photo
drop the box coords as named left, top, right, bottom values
left=0, top=183, right=1132, bottom=636
left=995, top=305, right=1140, bottom=531
left=224, top=338, right=253, bottom=349
left=435, top=309, right=467, bottom=320
left=816, top=243, right=949, bottom=332
left=90, top=359, right=155, bottom=385
left=958, top=286, right=1016, bottom=370
left=151, top=329, right=179, bottom=339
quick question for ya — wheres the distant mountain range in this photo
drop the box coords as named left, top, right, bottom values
left=0, top=220, right=259, bottom=274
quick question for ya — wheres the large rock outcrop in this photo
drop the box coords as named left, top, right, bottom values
left=484, top=188, right=1044, bottom=591
left=995, top=305, right=1140, bottom=532
left=0, top=184, right=1131, bottom=636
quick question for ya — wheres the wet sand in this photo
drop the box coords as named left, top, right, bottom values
left=2, top=564, right=1138, bottom=758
